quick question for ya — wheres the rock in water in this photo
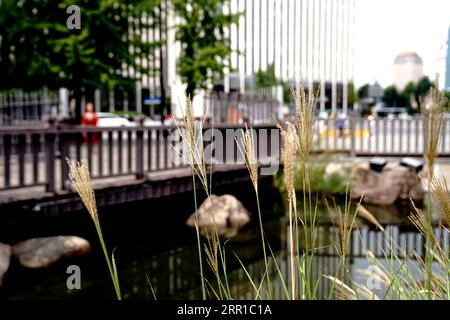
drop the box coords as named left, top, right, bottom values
left=186, top=194, right=251, bottom=238
left=0, top=243, right=12, bottom=286
left=13, top=236, right=91, bottom=269
left=352, top=163, right=423, bottom=206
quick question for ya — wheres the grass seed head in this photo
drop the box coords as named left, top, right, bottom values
left=420, top=83, right=446, bottom=172
left=67, top=159, right=98, bottom=223
left=239, top=126, right=259, bottom=191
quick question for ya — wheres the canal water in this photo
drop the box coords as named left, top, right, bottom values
left=0, top=178, right=445, bottom=300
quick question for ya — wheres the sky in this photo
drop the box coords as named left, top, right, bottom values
left=353, top=0, right=450, bottom=88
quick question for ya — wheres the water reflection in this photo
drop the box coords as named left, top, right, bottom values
left=143, top=224, right=449, bottom=299
left=1, top=190, right=448, bottom=300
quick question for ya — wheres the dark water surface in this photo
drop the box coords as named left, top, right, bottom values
left=0, top=178, right=446, bottom=300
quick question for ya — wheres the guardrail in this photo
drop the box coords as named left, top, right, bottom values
left=314, top=115, right=450, bottom=156
left=1, top=115, right=449, bottom=194
left=0, top=122, right=279, bottom=193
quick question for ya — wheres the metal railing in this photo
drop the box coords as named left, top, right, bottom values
left=1, top=115, right=449, bottom=194
left=314, top=115, right=450, bottom=156
left=0, top=121, right=279, bottom=193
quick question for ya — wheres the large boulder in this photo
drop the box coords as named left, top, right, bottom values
left=13, top=236, right=91, bottom=269
left=0, top=243, right=11, bottom=286
left=351, top=163, right=423, bottom=206
left=186, top=194, right=251, bottom=238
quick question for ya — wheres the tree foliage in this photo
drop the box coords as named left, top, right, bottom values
left=382, top=76, right=433, bottom=112
left=347, top=81, right=356, bottom=107
left=0, top=0, right=162, bottom=119
left=172, top=0, right=239, bottom=97
left=357, top=83, right=370, bottom=100
left=255, top=63, right=278, bottom=89
left=445, top=91, right=450, bottom=110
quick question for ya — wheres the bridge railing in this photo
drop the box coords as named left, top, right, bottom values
left=2, top=115, right=450, bottom=194
left=313, top=115, right=450, bottom=156
left=0, top=122, right=280, bottom=194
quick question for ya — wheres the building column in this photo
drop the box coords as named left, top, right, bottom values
left=109, top=90, right=115, bottom=113
left=95, top=89, right=101, bottom=112
left=59, top=88, right=69, bottom=117
left=136, top=82, right=142, bottom=114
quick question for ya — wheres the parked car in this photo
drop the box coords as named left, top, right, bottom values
left=143, top=115, right=174, bottom=127
left=97, top=113, right=135, bottom=127
left=374, top=107, right=408, bottom=118
left=143, top=117, right=163, bottom=127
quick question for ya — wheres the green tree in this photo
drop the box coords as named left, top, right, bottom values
left=403, top=82, right=415, bottom=97
left=255, top=63, right=278, bottom=88
left=347, top=81, right=356, bottom=107
left=0, top=0, right=162, bottom=121
left=414, top=76, right=433, bottom=106
left=402, top=81, right=415, bottom=112
left=383, top=85, right=399, bottom=107
left=357, top=83, right=370, bottom=100
left=172, top=0, right=239, bottom=98
left=444, top=91, right=450, bottom=110
left=0, top=0, right=61, bottom=90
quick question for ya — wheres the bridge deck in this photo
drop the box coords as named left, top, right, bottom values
left=0, top=163, right=274, bottom=216
left=2, top=117, right=450, bottom=211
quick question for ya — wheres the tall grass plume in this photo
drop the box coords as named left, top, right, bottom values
left=67, top=159, right=122, bottom=300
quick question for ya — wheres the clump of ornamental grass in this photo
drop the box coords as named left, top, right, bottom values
left=344, top=197, right=450, bottom=300
left=291, top=85, right=319, bottom=300
left=67, top=159, right=121, bottom=300
left=409, top=200, right=447, bottom=267
left=342, top=199, right=450, bottom=300
left=409, top=202, right=441, bottom=253
left=322, top=190, right=371, bottom=300
left=360, top=237, right=449, bottom=299
left=173, top=97, right=207, bottom=299
left=421, top=85, right=446, bottom=176
left=278, top=121, right=298, bottom=300
left=272, top=84, right=320, bottom=300
left=326, top=200, right=420, bottom=300
left=328, top=187, right=359, bottom=282
left=174, top=97, right=231, bottom=300
left=172, top=80, right=450, bottom=301
left=291, top=84, right=318, bottom=172
left=420, top=81, right=446, bottom=297
left=237, top=126, right=272, bottom=298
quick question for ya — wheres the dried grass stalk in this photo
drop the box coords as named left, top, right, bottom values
left=238, top=126, right=259, bottom=191
left=430, top=176, right=450, bottom=227
left=67, top=159, right=98, bottom=223
left=277, top=122, right=297, bottom=201
left=357, top=204, right=385, bottom=232
left=323, top=275, right=357, bottom=300
left=421, top=84, right=446, bottom=173
left=291, top=84, right=318, bottom=170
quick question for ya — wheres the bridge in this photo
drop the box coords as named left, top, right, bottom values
left=1, top=115, right=449, bottom=214
left=0, top=121, right=279, bottom=214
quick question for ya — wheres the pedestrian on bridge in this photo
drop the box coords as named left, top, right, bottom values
left=81, top=101, right=99, bottom=144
